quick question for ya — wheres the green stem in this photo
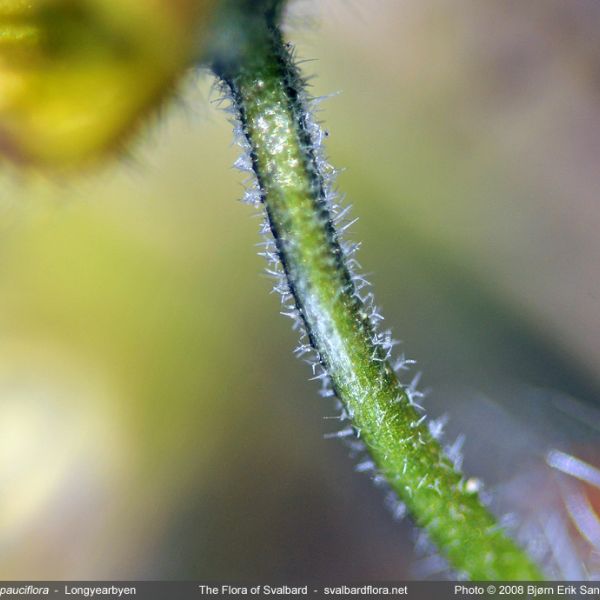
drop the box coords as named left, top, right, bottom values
left=213, top=18, right=542, bottom=581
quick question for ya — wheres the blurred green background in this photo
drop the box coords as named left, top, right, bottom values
left=1, top=0, right=599, bottom=580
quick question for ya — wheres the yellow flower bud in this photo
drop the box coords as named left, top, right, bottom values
left=0, top=0, right=217, bottom=168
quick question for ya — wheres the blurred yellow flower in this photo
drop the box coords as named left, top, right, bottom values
left=0, top=0, right=217, bottom=168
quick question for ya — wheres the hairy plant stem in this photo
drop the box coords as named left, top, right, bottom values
left=213, top=18, right=542, bottom=580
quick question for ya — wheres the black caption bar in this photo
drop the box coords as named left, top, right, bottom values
left=0, top=582, right=597, bottom=600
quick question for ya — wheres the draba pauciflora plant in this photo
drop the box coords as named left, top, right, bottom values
left=0, top=0, right=217, bottom=167
left=0, top=0, right=543, bottom=580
